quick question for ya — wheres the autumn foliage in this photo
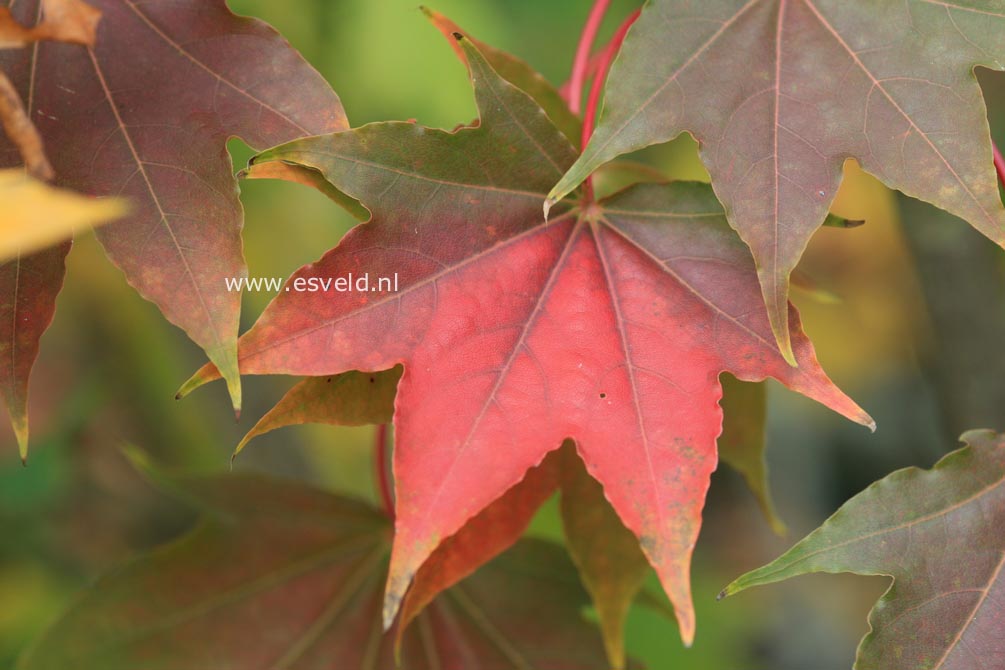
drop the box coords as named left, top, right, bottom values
left=2, top=1, right=1004, bottom=668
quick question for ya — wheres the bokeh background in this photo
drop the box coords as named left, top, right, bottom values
left=3, top=1, right=1004, bottom=668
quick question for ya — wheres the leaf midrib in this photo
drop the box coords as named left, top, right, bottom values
left=928, top=550, right=1005, bottom=669
left=85, top=48, right=227, bottom=358
left=755, top=472, right=1005, bottom=581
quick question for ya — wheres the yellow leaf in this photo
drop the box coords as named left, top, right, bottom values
left=0, top=170, right=126, bottom=260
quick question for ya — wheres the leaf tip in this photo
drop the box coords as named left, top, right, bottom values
left=232, top=437, right=250, bottom=465
left=223, top=371, right=243, bottom=419
left=382, top=596, right=399, bottom=632
left=14, top=422, right=29, bottom=465
left=175, top=363, right=219, bottom=401
left=175, top=379, right=198, bottom=401
left=717, top=579, right=745, bottom=601
left=381, top=607, right=397, bottom=633
left=383, top=569, right=414, bottom=632
left=846, top=406, right=875, bottom=433
left=822, top=213, right=866, bottom=229
left=959, top=428, right=997, bottom=445
left=766, top=514, right=788, bottom=538
left=780, top=343, right=797, bottom=368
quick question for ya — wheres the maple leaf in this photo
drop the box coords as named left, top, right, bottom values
left=180, top=31, right=873, bottom=644
left=547, top=0, right=1005, bottom=363
left=723, top=429, right=1005, bottom=669
left=18, top=463, right=610, bottom=670
left=0, top=0, right=346, bottom=456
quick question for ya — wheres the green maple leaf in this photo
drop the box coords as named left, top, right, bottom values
left=724, top=429, right=1005, bottom=669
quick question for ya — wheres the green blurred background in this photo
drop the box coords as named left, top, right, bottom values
left=2, top=1, right=1004, bottom=668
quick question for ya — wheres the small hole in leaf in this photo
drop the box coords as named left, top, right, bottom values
left=599, top=393, right=607, bottom=399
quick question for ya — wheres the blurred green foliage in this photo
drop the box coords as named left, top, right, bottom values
left=2, top=1, right=1003, bottom=668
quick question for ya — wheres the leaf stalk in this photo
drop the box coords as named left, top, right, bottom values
left=568, top=0, right=611, bottom=116
left=580, top=8, right=641, bottom=205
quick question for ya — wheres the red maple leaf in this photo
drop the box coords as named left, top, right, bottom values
left=183, top=34, right=873, bottom=644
